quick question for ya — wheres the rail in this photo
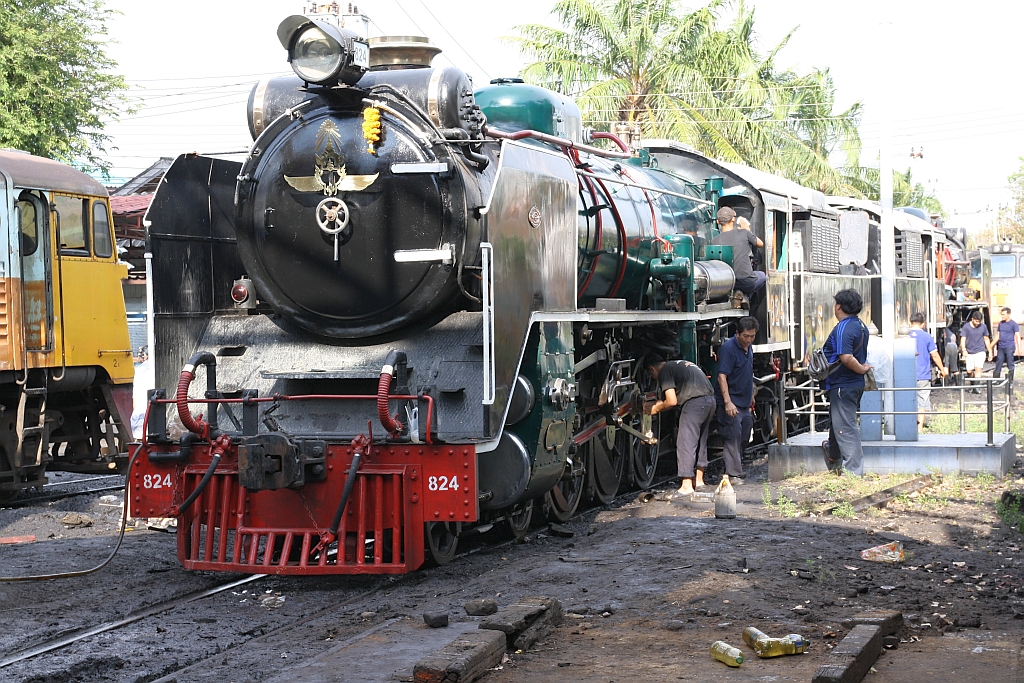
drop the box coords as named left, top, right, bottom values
left=781, top=376, right=1011, bottom=447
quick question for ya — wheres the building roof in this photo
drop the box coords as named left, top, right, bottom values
left=110, top=193, right=153, bottom=216
left=0, top=149, right=108, bottom=196
left=113, top=157, right=173, bottom=196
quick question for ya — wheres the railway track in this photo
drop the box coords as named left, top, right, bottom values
left=0, top=466, right=684, bottom=679
left=2, top=474, right=125, bottom=509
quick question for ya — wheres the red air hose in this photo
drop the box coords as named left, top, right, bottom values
left=377, top=351, right=406, bottom=437
left=177, top=367, right=209, bottom=438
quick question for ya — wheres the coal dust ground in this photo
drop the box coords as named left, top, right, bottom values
left=1, top=453, right=1023, bottom=682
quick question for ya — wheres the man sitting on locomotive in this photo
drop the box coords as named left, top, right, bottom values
left=711, top=206, right=766, bottom=296
left=645, top=354, right=716, bottom=496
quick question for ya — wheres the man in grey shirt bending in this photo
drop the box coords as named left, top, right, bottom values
left=711, top=206, right=766, bottom=295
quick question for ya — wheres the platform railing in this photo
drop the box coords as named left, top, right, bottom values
left=781, top=375, right=1011, bottom=447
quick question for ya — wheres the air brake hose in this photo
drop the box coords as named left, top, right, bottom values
left=328, top=434, right=369, bottom=537
left=378, top=350, right=406, bottom=437
left=177, top=352, right=217, bottom=437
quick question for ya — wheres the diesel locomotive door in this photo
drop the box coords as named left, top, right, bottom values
left=17, top=191, right=53, bottom=353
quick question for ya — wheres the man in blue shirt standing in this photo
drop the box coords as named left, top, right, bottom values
left=992, top=306, right=1020, bottom=386
left=959, top=311, right=992, bottom=391
left=715, top=317, right=759, bottom=481
left=908, top=312, right=948, bottom=428
left=821, top=289, right=872, bottom=476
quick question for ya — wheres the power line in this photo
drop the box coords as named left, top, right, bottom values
left=122, top=97, right=250, bottom=120
left=413, top=0, right=490, bottom=79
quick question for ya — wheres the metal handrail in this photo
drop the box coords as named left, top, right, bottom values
left=782, top=376, right=1011, bottom=447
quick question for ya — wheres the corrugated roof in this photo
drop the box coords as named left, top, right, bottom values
left=110, top=193, right=153, bottom=215
left=113, top=157, right=173, bottom=196
left=0, top=149, right=108, bottom=196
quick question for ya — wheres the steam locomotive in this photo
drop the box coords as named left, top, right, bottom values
left=133, top=15, right=950, bottom=573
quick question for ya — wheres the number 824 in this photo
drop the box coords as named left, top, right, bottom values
left=427, top=475, right=459, bottom=491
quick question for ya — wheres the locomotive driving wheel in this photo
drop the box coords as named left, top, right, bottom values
left=425, top=522, right=460, bottom=566
left=504, top=499, right=534, bottom=540
left=542, top=451, right=585, bottom=522
left=587, top=428, right=628, bottom=504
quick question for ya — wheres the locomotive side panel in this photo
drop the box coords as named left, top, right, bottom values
left=483, top=141, right=577, bottom=434
left=147, top=155, right=245, bottom=394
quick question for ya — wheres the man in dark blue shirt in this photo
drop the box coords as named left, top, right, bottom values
left=715, top=316, right=758, bottom=480
left=992, top=306, right=1020, bottom=385
left=821, top=289, right=872, bottom=476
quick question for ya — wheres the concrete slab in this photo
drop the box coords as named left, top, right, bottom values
left=768, top=432, right=1016, bottom=481
left=268, top=617, right=480, bottom=683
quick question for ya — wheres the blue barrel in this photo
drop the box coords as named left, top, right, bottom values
left=892, top=337, right=918, bottom=441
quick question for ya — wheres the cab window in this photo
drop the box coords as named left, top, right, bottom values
left=991, top=254, right=1016, bottom=279
left=92, top=201, right=113, bottom=258
left=16, top=196, right=39, bottom=256
left=53, top=195, right=89, bottom=254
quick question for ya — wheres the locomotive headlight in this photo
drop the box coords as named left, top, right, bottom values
left=277, top=15, right=369, bottom=87
left=292, top=25, right=343, bottom=83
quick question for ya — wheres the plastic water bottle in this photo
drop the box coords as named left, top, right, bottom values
left=742, top=626, right=809, bottom=657
left=715, top=475, right=736, bottom=519
left=710, top=640, right=743, bottom=666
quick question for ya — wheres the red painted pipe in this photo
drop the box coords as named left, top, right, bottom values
left=591, top=131, right=631, bottom=154
left=483, top=126, right=631, bottom=159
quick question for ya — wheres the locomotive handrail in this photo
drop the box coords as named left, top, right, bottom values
left=158, top=392, right=436, bottom=444
left=575, top=170, right=717, bottom=206
left=483, top=125, right=632, bottom=160
left=481, top=241, right=495, bottom=405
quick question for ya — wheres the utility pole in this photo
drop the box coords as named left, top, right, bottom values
left=878, top=46, right=895, bottom=344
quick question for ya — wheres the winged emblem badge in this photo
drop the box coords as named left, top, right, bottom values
left=284, top=120, right=378, bottom=195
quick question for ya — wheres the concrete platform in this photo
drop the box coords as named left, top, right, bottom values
left=768, top=431, right=1017, bottom=481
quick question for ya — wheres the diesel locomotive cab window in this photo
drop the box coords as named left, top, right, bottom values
left=54, top=195, right=89, bottom=254
left=991, top=254, right=1016, bottom=279
left=17, top=196, right=39, bottom=256
left=92, top=201, right=113, bottom=258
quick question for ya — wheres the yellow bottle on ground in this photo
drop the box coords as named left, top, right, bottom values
left=742, top=626, right=809, bottom=657
left=710, top=640, right=743, bottom=666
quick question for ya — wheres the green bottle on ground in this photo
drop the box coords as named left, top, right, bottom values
left=742, top=626, right=809, bottom=657
left=710, top=640, right=743, bottom=666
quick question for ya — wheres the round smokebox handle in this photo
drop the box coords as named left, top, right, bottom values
left=316, top=197, right=350, bottom=235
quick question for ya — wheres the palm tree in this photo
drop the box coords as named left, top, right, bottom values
left=509, top=0, right=865, bottom=195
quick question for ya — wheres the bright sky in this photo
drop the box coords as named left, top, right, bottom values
left=102, top=0, right=1024, bottom=238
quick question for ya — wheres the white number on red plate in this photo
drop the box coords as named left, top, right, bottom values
left=143, top=473, right=173, bottom=489
left=427, top=475, right=460, bottom=492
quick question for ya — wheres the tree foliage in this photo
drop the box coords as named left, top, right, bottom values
left=510, top=0, right=942, bottom=213
left=0, top=0, right=130, bottom=173
left=995, top=157, right=1024, bottom=243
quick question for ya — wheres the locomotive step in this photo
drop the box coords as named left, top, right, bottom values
left=22, top=388, right=47, bottom=396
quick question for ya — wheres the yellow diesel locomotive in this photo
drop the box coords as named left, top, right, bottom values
left=0, top=149, right=134, bottom=502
